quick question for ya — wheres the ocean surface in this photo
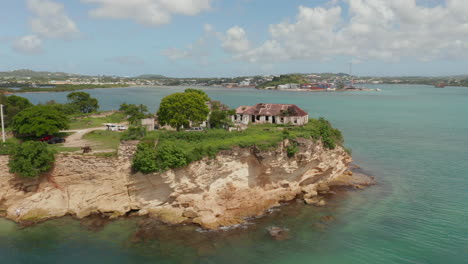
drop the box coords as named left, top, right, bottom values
left=2, top=85, right=467, bottom=263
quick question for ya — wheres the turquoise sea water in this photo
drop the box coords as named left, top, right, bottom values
left=2, top=85, right=467, bottom=263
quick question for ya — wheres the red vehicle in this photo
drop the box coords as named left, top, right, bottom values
left=39, top=135, right=54, bottom=142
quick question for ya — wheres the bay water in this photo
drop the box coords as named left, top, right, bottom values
left=1, top=85, right=467, bottom=263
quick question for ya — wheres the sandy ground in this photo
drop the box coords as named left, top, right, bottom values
left=61, top=127, right=107, bottom=148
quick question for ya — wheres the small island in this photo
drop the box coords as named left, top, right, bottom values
left=0, top=89, right=375, bottom=230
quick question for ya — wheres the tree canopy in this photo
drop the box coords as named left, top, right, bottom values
left=184, top=88, right=210, bottom=102
left=0, top=94, right=33, bottom=127
left=12, top=105, right=69, bottom=137
left=119, top=103, right=150, bottom=125
left=8, top=141, right=55, bottom=178
left=43, top=99, right=80, bottom=115
left=209, top=101, right=233, bottom=129
left=67, top=92, right=99, bottom=113
left=156, top=90, right=210, bottom=131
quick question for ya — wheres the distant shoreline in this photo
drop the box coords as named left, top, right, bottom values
left=267, top=88, right=381, bottom=92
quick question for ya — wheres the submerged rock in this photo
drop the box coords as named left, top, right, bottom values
left=267, top=226, right=290, bottom=240
left=304, top=197, right=326, bottom=207
left=80, top=214, right=112, bottom=232
left=320, top=215, right=336, bottom=222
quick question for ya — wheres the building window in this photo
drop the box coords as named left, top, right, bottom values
left=266, top=116, right=269, bottom=121
left=294, top=119, right=298, bottom=124
left=256, top=115, right=260, bottom=121
left=280, top=118, right=284, bottom=123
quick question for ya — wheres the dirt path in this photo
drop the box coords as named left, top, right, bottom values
left=61, top=127, right=107, bottom=148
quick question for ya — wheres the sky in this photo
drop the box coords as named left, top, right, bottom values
left=1, top=0, right=468, bottom=77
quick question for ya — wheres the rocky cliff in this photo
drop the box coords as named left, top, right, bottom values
left=0, top=139, right=373, bottom=229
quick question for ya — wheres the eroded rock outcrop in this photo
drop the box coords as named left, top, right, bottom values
left=0, top=139, right=373, bottom=229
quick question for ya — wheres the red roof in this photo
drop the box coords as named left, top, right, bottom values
left=236, top=103, right=308, bottom=117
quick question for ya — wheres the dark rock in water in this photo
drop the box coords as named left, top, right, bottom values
left=313, top=222, right=328, bottom=232
left=320, top=215, right=336, bottom=223
left=267, top=226, right=290, bottom=240
left=131, top=218, right=161, bottom=243
left=81, top=214, right=111, bottom=232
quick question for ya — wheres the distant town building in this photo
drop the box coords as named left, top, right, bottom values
left=277, top=83, right=300, bottom=89
left=232, top=103, right=309, bottom=126
left=239, top=80, right=251, bottom=86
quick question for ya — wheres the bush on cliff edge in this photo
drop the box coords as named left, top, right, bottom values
left=8, top=141, right=55, bottom=178
left=132, top=141, right=188, bottom=173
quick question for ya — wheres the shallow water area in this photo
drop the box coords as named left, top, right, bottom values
left=3, top=84, right=467, bottom=263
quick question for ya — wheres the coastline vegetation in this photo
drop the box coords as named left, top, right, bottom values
left=1, top=84, right=129, bottom=94
left=8, top=141, right=55, bottom=178
left=2, top=88, right=344, bottom=179
left=131, top=118, right=343, bottom=173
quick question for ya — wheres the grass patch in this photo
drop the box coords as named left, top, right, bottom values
left=132, top=118, right=344, bottom=173
left=82, top=130, right=122, bottom=150
left=69, top=112, right=126, bottom=129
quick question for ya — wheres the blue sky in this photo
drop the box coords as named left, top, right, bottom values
left=1, top=0, right=467, bottom=77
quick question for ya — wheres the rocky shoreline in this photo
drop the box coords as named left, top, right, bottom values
left=0, top=139, right=375, bottom=230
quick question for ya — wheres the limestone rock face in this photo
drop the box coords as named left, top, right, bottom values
left=0, top=139, right=358, bottom=229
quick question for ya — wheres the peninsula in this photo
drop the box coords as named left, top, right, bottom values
left=0, top=90, right=375, bottom=230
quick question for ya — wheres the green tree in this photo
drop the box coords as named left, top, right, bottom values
left=0, top=94, right=33, bottom=126
left=184, top=89, right=210, bottom=102
left=119, top=103, right=149, bottom=125
left=67, top=92, right=99, bottom=113
left=209, top=101, right=233, bottom=128
left=12, top=105, right=69, bottom=137
left=8, top=141, right=55, bottom=178
left=156, top=92, right=210, bottom=131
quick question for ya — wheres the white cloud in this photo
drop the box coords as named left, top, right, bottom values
left=161, top=24, right=217, bottom=65
left=13, top=35, right=43, bottom=54
left=27, top=0, right=80, bottom=39
left=230, top=0, right=468, bottom=63
left=162, top=24, right=251, bottom=63
left=81, top=0, right=213, bottom=26
left=222, top=26, right=250, bottom=54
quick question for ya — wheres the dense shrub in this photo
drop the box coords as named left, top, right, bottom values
left=286, top=141, right=298, bottom=158
left=316, top=118, right=343, bottom=149
left=132, top=142, right=158, bottom=173
left=121, top=126, right=147, bottom=141
left=154, top=143, right=188, bottom=170
left=8, top=141, right=55, bottom=178
left=0, top=142, right=15, bottom=155
left=132, top=142, right=188, bottom=173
